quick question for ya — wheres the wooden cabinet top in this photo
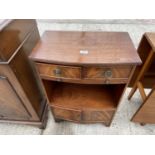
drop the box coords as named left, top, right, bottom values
left=0, top=19, right=37, bottom=63
left=145, top=33, right=155, bottom=51
left=30, top=31, right=141, bottom=65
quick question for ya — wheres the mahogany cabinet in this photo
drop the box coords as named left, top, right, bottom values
left=30, top=31, right=141, bottom=126
left=0, top=19, right=48, bottom=128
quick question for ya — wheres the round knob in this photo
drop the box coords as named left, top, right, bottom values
left=104, top=69, right=112, bottom=78
left=53, top=68, right=61, bottom=76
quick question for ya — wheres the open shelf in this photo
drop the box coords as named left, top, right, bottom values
left=43, top=80, right=125, bottom=111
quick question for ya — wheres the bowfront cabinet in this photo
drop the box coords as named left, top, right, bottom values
left=30, top=31, right=141, bottom=126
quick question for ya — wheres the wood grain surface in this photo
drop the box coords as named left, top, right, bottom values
left=30, top=31, right=141, bottom=65
left=36, top=62, right=81, bottom=79
left=30, top=31, right=141, bottom=126
left=49, top=83, right=123, bottom=124
left=0, top=20, right=48, bottom=128
left=0, top=19, right=36, bottom=62
left=50, top=83, right=121, bottom=110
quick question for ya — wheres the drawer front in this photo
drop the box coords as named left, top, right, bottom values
left=82, top=110, right=115, bottom=123
left=36, top=63, right=81, bottom=80
left=82, top=110, right=115, bottom=124
left=52, top=106, right=81, bottom=122
left=84, top=66, right=132, bottom=79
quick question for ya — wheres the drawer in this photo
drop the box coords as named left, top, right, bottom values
left=82, top=110, right=115, bottom=123
left=36, top=63, right=81, bottom=80
left=84, top=66, right=132, bottom=79
left=52, top=106, right=82, bottom=122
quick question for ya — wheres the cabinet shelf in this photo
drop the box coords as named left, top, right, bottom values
left=42, top=81, right=125, bottom=124
left=44, top=81, right=125, bottom=111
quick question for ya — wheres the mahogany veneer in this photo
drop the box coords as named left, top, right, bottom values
left=30, top=31, right=141, bottom=126
left=0, top=20, right=48, bottom=128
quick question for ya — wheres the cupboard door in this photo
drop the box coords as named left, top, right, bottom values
left=0, top=76, right=31, bottom=120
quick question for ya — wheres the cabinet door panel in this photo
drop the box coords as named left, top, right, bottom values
left=0, top=76, right=31, bottom=120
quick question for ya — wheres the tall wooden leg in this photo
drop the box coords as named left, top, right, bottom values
left=128, top=50, right=154, bottom=101
left=128, top=85, right=137, bottom=100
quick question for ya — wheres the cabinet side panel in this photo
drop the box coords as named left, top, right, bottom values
left=9, top=27, right=46, bottom=118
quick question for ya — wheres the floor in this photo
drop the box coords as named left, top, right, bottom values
left=1, top=20, right=155, bottom=135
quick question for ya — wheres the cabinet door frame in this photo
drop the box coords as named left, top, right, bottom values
left=0, top=75, right=31, bottom=120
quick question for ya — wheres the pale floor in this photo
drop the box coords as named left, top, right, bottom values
left=1, top=21, right=155, bottom=135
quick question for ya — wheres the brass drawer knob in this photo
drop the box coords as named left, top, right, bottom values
left=104, top=69, right=112, bottom=78
left=53, top=68, right=62, bottom=76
